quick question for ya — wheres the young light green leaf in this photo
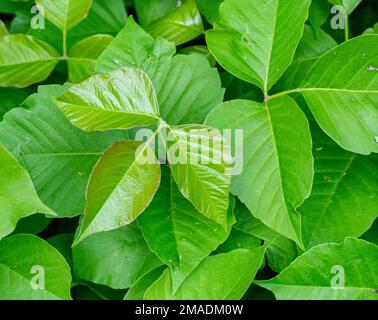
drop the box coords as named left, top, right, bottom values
left=145, top=0, right=204, bottom=46
left=73, top=224, right=162, bottom=289
left=0, top=34, right=59, bottom=87
left=0, top=89, right=128, bottom=218
left=205, top=97, right=314, bottom=246
left=96, top=17, right=223, bottom=124
left=36, top=0, right=93, bottom=31
left=68, top=34, right=113, bottom=83
left=138, top=166, right=233, bottom=292
left=206, top=0, right=311, bottom=91
left=74, top=141, right=161, bottom=245
left=0, top=234, right=72, bottom=300
left=144, top=247, right=266, bottom=300
left=300, top=35, right=378, bottom=155
left=0, top=143, right=55, bottom=239
left=54, top=68, right=160, bottom=132
left=166, top=124, right=232, bottom=229
left=300, top=124, right=378, bottom=249
left=257, top=238, right=378, bottom=300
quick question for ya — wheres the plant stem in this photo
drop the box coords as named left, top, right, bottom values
left=62, top=29, right=68, bottom=60
left=344, top=12, right=349, bottom=41
left=267, top=88, right=301, bottom=101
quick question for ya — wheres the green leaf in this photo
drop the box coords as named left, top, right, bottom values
left=0, top=234, right=72, bottom=300
left=144, top=247, right=266, bottom=300
left=74, top=141, right=161, bottom=245
left=299, top=124, right=378, bottom=249
left=328, top=0, right=362, bottom=14
left=205, top=97, right=314, bottom=246
left=273, top=25, right=337, bottom=92
left=73, top=223, right=162, bottom=289
left=134, top=0, right=177, bottom=27
left=97, top=18, right=223, bottom=124
left=300, top=35, right=378, bottom=155
left=361, top=219, right=378, bottom=245
left=145, top=0, right=204, bottom=46
left=96, top=16, right=176, bottom=85
left=138, top=166, right=233, bottom=292
left=257, top=238, right=378, bottom=300
left=179, top=45, right=217, bottom=67
left=54, top=68, right=160, bottom=132
left=124, top=266, right=165, bottom=300
left=166, top=124, right=232, bottom=229
left=67, top=0, right=127, bottom=46
left=233, top=202, right=298, bottom=272
left=196, top=0, right=223, bottom=24
left=0, top=34, right=59, bottom=87
left=36, top=0, right=93, bottom=31
left=308, top=0, right=330, bottom=31
left=206, top=0, right=311, bottom=91
left=47, top=233, right=74, bottom=267
left=0, top=143, right=55, bottom=238
left=157, top=54, right=224, bottom=124
left=0, top=88, right=127, bottom=217
left=68, top=34, right=113, bottom=83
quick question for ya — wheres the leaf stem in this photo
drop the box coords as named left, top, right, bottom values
left=267, top=88, right=301, bottom=101
left=62, top=29, right=68, bottom=60
left=344, top=12, right=349, bottom=41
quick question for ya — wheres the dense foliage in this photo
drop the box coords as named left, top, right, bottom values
left=0, top=0, right=377, bottom=300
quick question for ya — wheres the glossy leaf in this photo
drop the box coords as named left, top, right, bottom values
left=138, top=166, right=233, bottom=291
left=73, top=223, right=162, bottom=289
left=0, top=88, right=127, bottom=217
left=257, top=238, right=378, bottom=300
left=68, top=34, right=113, bottom=83
left=300, top=35, right=378, bottom=155
left=0, top=19, right=8, bottom=35
left=145, top=0, right=204, bottom=46
left=0, top=34, right=59, bottom=87
left=74, top=141, right=161, bottom=245
left=54, top=68, right=160, bottom=132
left=166, top=124, right=232, bottom=229
left=0, top=234, right=72, bottom=300
left=144, top=247, right=266, bottom=300
left=0, top=144, right=55, bottom=238
left=205, top=97, right=314, bottom=246
left=206, top=0, right=311, bottom=91
left=36, top=0, right=93, bottom=31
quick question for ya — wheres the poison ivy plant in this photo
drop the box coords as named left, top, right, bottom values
left=0, top=0, right=377, bottom=302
